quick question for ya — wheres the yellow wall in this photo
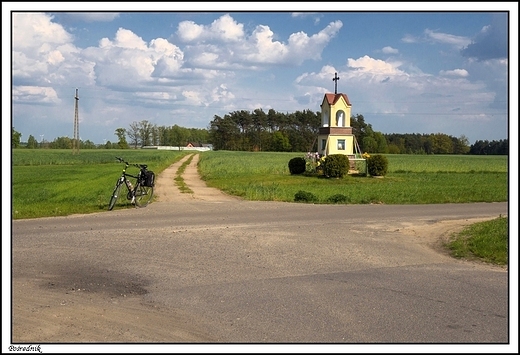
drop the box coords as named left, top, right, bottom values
left=332, top=97, right=351, bottom=127
left=318, top=135, right=354, bottom=156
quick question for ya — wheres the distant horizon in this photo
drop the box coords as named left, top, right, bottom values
left=14, top=113, right=510, bottom=147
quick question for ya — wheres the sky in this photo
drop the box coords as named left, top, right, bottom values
left=4, top=3, right=517, bottom=147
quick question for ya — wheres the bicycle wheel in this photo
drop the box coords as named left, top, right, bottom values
left=134, top=183, right=154, bottom=207
left=108, top=180, right=123, bottom=210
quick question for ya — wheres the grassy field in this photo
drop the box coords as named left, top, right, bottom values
left=11, top=149, right=508, bottom=219
left=11, top=149, right=192, bottom=219
left=11, top=149, right=509, bottom=266
left=197, top=151, right=508, bottom=204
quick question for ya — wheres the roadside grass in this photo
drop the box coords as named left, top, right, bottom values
left=445, top=216, right=508, bottom=265
left=174, top=154, right=195, bottom=193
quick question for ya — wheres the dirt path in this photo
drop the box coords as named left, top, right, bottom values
left=153, top=153, right=240, bottom=203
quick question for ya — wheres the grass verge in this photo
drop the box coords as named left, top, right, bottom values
left=445, top=216, right=508, bottom=266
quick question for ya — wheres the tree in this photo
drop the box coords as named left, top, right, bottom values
left=12, top=127, right=22, bottom=148
left=351, top=114, right=374, bottom=152
left=49, top=136, right=72, bottom=149
left=373, top=131, right=389, bottom=153
left=81, top=140, right=96, bottom=149
left=208, top=114, right=241, bottom=150
left=469, top=139, right=508, bottom=155
left=453, top=135, right=470, bottom=155
left=27, top=135, right=38, bottom=149
left=127, top=122, right=140, bottom=148
left=138, top=120, right=154, bottom=147
left=170, top=124, right=188, bottom=148
left=272, top=131, right=291, bottom=152
left=431, top=133, right=453, bottom=154
left=114, top=128, right=129, bottom=149
left=362, top=136, right=378, bottom=153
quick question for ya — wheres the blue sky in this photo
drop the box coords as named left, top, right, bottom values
left=5, top=3, right=517, bottom=146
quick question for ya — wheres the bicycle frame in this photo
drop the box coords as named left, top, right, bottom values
left=120, top=168, right=140, bottom=201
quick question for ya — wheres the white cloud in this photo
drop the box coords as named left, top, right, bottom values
left=46, top=49, right=65, bottom=65
left=82, top=28, right=187, bottom=86
left=424, top=29, right=471, bottom=48
left=176, top=20, right=205, bottom=42
left=347, top=55, right=406, bottom=76
left=12, top=86, right=61, bottom=104
left=245, top=25, right=288, bottom=63
left=402, top=29, right=471, bottom=49
left=209, top=14, right=245, bottom=42
left=177, top=14, right=244, bottom=43
left=291, top=12, right=322, bottom=24
left=180, top=15, right=342, bottom=67
left=210, top=84, right=235, bottom=103
left=401, top=34, right=417, bottom=43
left=381, top=46, right=399, bottom=54
left=182, top=90, right=206, bottom=106
left=12, top=12, right=95, bottom=99
left=440, top=69, right=469, bottom=77
left=12, top=13, right=79, bottom=85
left=108, top=27, right=148, bottom=50
left=12, top=13, right=73, bottom=51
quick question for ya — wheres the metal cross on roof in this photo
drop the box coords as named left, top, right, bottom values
left=332, top=72, right=340, bottom=94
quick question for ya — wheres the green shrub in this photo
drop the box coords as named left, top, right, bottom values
left=288, top=157, right=306, bottom=175
left=322, top=154, right=349, bottom=178
left=294, top=190, right=318, bottom=203
left=327, top=194, right=351, bottom=204
left=367, top=154, right=389, bottom=176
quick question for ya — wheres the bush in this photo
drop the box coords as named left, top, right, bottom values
left=294, top=190, right=318, bottom=203
left=327, top=194, right=351, bottom=204
left=322, top=154, right=349, bottom=178
left=367, top=154, right=389, bottom=176
left=288, top=157, right=306, bottom=175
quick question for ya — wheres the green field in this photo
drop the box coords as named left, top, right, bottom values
left=11, top=149, right=508, bottom=219
left=11, top=149, right=192, bottom=219
left=197, top=151, right=508, bottom=204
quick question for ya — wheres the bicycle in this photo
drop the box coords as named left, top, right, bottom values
left=108, top=157, right=155, bottom=211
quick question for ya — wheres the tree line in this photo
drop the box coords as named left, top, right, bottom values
left=206, top=109, right=508, bottom=155
left=12, top=122, right=208, bottom=150
left=12, top=109, right=508, bottom=155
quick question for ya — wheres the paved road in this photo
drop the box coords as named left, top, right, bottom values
left=12, top=200, right=509, bottom=345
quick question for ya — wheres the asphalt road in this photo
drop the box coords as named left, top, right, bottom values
left=11, top=200, right=509, bottom=346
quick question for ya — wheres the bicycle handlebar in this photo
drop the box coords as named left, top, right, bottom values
left=115, top=157, right=147, bottom=170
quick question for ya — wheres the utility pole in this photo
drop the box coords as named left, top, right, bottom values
left=73, top=88, right=79, bottom=154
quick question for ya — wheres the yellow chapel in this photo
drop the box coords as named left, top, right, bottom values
left=318, top=91, right=356, bottom=157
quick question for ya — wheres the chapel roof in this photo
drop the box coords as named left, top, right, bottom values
left=323, top=93, right=351, bottom=106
